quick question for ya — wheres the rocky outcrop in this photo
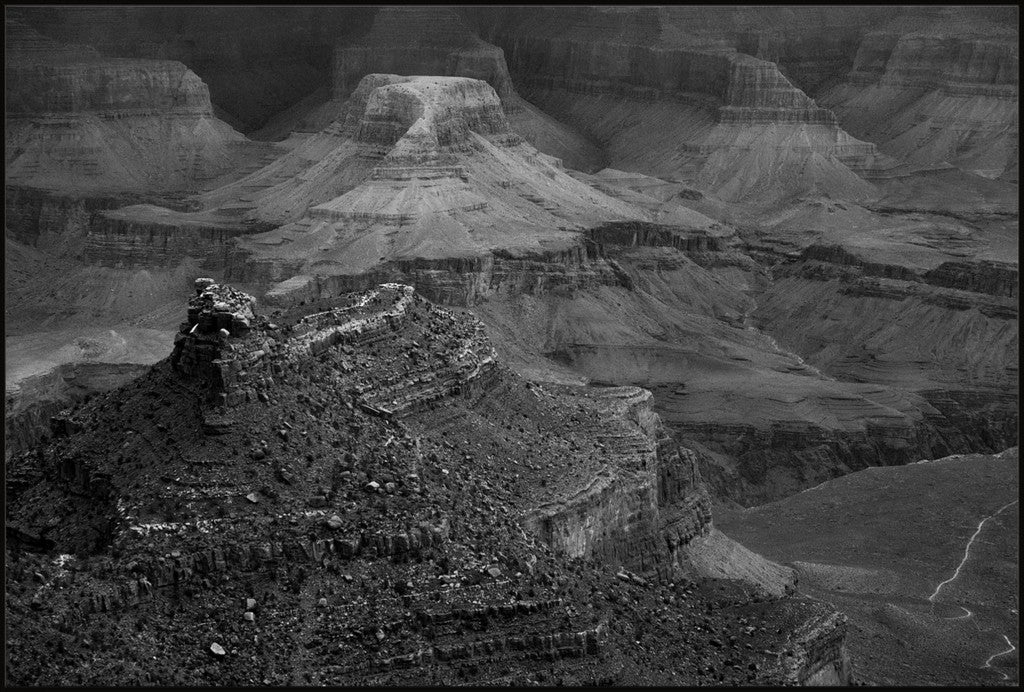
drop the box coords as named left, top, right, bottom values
left=154, top=280, right=776, bottom=596
left=7, top=279, right=848, bottom=686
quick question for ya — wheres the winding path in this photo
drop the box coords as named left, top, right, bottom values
left=925, top=499, right=1018, bottom=680
left=982, top=635, right=1016, bottom=681
left=928, top=499, right=1018, bottom=603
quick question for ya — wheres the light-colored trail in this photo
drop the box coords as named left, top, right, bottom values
left=946, top=605, right=972, bottom=621
left=928, top=500, right=1018, bottom=603
left=982, top=635, right=1016, bottom=681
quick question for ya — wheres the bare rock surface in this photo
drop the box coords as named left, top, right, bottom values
left=9, top=6, right=376, bottom=134
left=5, top=281, right=847, bottom=686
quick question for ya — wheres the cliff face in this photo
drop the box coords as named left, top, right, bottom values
left=477, top=6, right=888, bottom=203
left=752, top=245, right=1018, bottom=466
left=6, top=58, right=214, bottom=115
left=4, top=20, right=249, bottom=194
left=11, top=6, right=376, bottom=133
left=820, top=8, right=1019, bottom=178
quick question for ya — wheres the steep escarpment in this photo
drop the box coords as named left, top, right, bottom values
left=11, top=6, right=376, bottom=133
left=438, top=218, right=995, bottom=506
left=753, top=246, right=1017, bottom=458
left=333, top=8, right=514, bottom=103
left=6, top=280, right=848, bottom=686
left=742, top=195, right=1018, bottom=466
left=478, top=6, right=889, bottom=203
left=4, top=21, right=254, bottom=195
left=819, top=7, right=1019, bottom=179
left=468, top=6, right=896, bottom=97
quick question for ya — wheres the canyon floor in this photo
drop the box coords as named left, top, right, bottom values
left=718, top=448, right=1020, bottom=686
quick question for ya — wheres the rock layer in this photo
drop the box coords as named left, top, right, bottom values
left=331, top=7, right=605, bottom=172
left=479, top=6, right=890, bottom=203
left=820, top=7, right=1019, bottom=178
left=209, top=75, right=703, bottom=296
left=4, top=20, right=250, bottom=193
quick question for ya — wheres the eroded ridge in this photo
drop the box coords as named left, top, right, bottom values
left=7, top=279, right=850, bottom=685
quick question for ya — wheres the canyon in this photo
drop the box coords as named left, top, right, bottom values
left=5, top=5, right=1018, bottom=687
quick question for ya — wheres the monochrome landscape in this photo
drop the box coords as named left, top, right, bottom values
left=4, top=5, right=1018, bottom=686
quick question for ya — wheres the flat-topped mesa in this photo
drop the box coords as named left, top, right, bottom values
left=333, top=7, right=515, bottom=102
left=354, top=76, right=516, bottom=156
left=304, top=76, right=521, bottom=224
left=326, top=7, right=606, bottom=170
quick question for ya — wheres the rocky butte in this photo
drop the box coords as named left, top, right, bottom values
left=6, top=280, right=851, bottom=686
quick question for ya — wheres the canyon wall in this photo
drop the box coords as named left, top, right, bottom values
left=5, top=19, right=250, bottom=194
left=4, top=361, right=149, bottom=462
left=820, top=7, right=1019, bottom=178
left=753, top=245, right=1018, bottom=457
left=10, top=6, right=375, bottom=133
left=475, top=6, right=888, bottom=202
